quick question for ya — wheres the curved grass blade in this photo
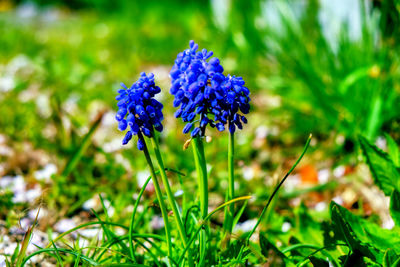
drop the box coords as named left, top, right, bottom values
left=45, top=221, right=128, bottom=249
left=61, top=111, right=104, bottom=177
left=177, top=196, right=252, bottom=265
left=246, top=134, right=312, bottom=243
left=129, top=175, right=152, bottom=261
left=16, top=208, right=40, bottom=266
left=22, top=248, right=100, bottom=266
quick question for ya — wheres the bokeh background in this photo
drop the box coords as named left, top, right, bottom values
left=0, top=0, right=399, bottom=262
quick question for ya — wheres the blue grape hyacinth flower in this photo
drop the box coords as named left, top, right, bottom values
left=170, top=40, right=227, bottom=137
left=170, top=40, right=250, bottom=136
left=115, top=72, right=164, bottom=149
left=220, top=75, right=250, bottom=133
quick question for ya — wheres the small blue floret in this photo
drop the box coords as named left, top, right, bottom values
left=116, top=72, right=164, bottom=149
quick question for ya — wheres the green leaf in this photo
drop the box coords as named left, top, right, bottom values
left=332, top=201, right=400, bottom=251
left=330, top=202, right=385, bottom=262
left=385, top=134, right=400, bottom=167
left=259, top=234, right=287, bottom=259
left=259, top=234, right=294, bottom=266
left=392, top=258, right=400, bottom=267
left=390, top=190, right=400, bottom=227
left=359, top=135, right=400, bottom=196
left=221, top=240, right=250, bottom=261
left=295, top=202, right=324, bottom=246
left=383, top=248, right=400, bottom=267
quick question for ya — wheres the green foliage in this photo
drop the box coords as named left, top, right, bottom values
left=259, top=234, right=290, bottom=266
left=1, top=1, right=400, bottom=266
left=359, top=135, right=400, bottom=196
left=390, top=190, right=400, bottom=227
left=383, top=249, right=400, bottom=267
left=386, top=133, right=400, bottom=167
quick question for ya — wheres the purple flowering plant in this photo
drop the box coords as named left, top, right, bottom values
left=114, top=41, right=310, bottom=266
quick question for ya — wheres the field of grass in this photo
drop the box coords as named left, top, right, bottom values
left=1, top=0, right=400, bottom=266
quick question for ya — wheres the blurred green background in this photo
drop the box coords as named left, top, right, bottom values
left=0, top=0, right=399, bottom=240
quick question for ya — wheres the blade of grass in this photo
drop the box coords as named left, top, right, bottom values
left=61, top=111, right=104, bottom=177
left=45, top=221, right=128, bottom=249
left=245, top=134, right=312, bottom=243
left=16, top=208, right=40, bottom=266
left=96, top=235, right=166, bottom=262
left=129, top=175, right=151, bottom=261
left=177, top=196, right=252, bottom=265
left=73, top=252, right=81, bottom=267
left=50, top=241, right=64, bottom=267
left=91, top=209, right=130, bottom=257
left=21, top=248, right=100, bottom=266
left=232, top=200, right=248, bottom=230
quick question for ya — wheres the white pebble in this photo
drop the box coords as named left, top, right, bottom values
left=318, top=169, right=330, bottom=184
left=234, top=219, right=257, bottom=233
left=34, top=164, right=57, bottom=181
left=315, top=202, right=327, bottom=212
left=54, top=219, right=76, bottom=233
left=281, top=222, right=291, bottom=232
left=333, top=166, right=345, bottom=178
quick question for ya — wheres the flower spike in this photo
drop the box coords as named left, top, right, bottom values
left=116, top=72, right=164, bottom=149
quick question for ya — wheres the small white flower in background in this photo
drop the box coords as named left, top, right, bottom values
left=332, top=196, right=344, bottom=205
left=28, top=208, right=47, bottom=220
left=333, top=165, right=345, bottom=178
left=13, top=175, right=26, bottom=191
left=0, top=236, right=10, bottom=251
left=281, top=222, right=291, bottom=232
left=375, top=136, right=387, bottom=150
left=335, top=134, right=345, bottom=145
left=243, top=166, right=254, bottom=181
left=174, top=189, right=183, bottom=197
left=284, top=174, right=300, bottom=192
left=382, top=218, right=395, bottom=230
left=36, top=94, right=51, bottom=118
left=151, top=215, right=165, bottom=230
left=54, top=219, right=76, bottom=233
left=16, top=2, right=38, bottom=19
left=34, top=163, right=57, bottom=182
left=26, top=185, right=42, bottom=202
left=79, top=228, right=102, bottom=239
left=19, top=217, right=32, bottom=230
left=12, top=192, right=26, bottom=203
left=0, top=255, right=6, bottom=266
left=318, top=169, right=330, bottom=184
left=0, top=176, right=14, bottom=188
left=116, top=228, right=126, bottom=236
left=103, top=138, right=123, bottom=153
left=0, top=76, right=15, bottom=93
left=102, top=111, right=116, bottom=127
left=255, top=125, right=269, bottom=139
left=137, top=170, right=151, bottom=188
left=3, top=242, right=18, bottom=255
left=78, top=238, right=90, bottom=248
left=28, top=232, right=46, bottom=253
left=82, top=197, right=97, bottom=211
left=234, top=219, right=257, bottom=233
left=315, top=202, right=327, bottom=212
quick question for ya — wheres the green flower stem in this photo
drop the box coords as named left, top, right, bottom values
left=192, top=136, right=208, bottom=266
left=192, top=137, right=208, bottom=218
left=224, top=131, right=235, bottom=234
left=151, top=135, right=194, bottom=267
left=140, top=134, right=173, bottom=260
